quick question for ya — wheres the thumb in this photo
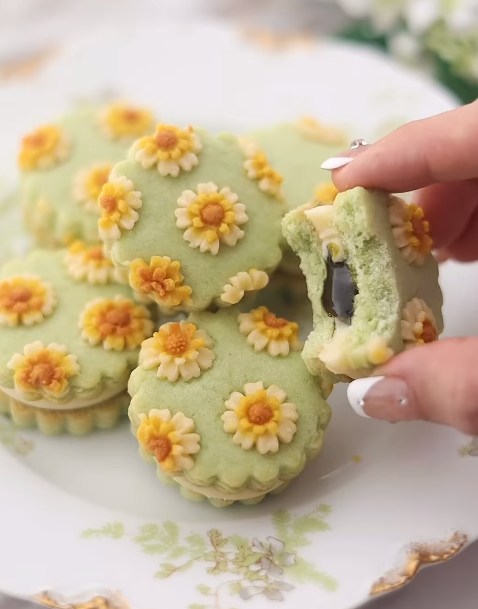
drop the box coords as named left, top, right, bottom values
left=347, top=338, right=478, bottom=435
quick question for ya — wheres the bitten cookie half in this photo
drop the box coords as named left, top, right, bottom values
left=282, top=187, right=443, bottom=380
left=128, top=308, right=332, bottom=507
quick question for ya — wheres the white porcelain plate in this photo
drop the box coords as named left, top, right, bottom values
left=0, top=21, right=477, bottom=609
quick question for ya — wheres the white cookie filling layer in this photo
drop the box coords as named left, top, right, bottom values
left=305, top=204, right=344, bottom=262
left=0, top=384, right=124, bottom=410
left=173, top=476, right=284, bottom=501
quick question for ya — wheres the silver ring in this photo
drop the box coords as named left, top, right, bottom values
left=350, top=139, right=368, bottom=150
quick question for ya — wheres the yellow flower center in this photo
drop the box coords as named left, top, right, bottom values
left=24, top=132, right=48, bottom=149
left=200, top=203, right=225, bottom=227
left=236, top=389, right=282, bottom=436
left=28, top=362, right=56, bottom=386
left=99, top=307, right=132, bottom=338
left=5, top=286, right=33, bottom=311
left=263, top=312, right=289, bottom=329
left=0, top=279, right=48, bottom=318
left=85, top=245, right=107, bottom=263
left=102, top=105, right=153, bottom=139
left=149, top=435, right=173, bottom=462
left=122, top=109, right=141, bottom=123
left=99, top=194, right=118, bottom=214
left=155, top=129, right=178, bottom=150
left=248, top=402, right=274, bottom=425
left=137, top=267, right=175, bottom=297
left=165, top=333, right=189, bottom=356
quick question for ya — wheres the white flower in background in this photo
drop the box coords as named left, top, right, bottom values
left=335, top=0, right=478, bottom=85
left=405, top=0, right=478, bottom=34
left=388, top=31, right=423, bottom=63
left=335, top=0, right=478, bottom=35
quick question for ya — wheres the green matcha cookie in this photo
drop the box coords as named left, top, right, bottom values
left=19, top=102, right=155, bottom=247
left=128, top=308, right=331, bottom=507
left=0, top=249, right=154, bottom=434
left=247, top=117, right=348, bottom=274
left=282, top=187, right=444, bottom=380
left=247, top=117, right=348, bottom=212
left=99, top=124, right=286, bottom=312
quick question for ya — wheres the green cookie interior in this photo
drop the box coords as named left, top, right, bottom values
left=0, top=249, right=145, bottom=405
left=20, top=104, right=134, bottom=246
left=128, top=308, right=331, bottom=503
left=282, top=187, right=444, bottom=379
left=108, top=129, right=285, bottom=311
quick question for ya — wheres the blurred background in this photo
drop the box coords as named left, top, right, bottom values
left=0, top=2, right=477, bottom=609
left=0, top=0, right=477, bottom=102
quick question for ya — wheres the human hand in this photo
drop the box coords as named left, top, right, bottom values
left=324, top=99, right=478, bottom=434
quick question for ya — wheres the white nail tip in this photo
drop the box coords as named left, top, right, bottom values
left=347, top=376, right=384, bottom=419
left=321, top=157, right=355, bottom=170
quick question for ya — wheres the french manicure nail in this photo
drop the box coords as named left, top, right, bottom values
left=347, top=376, right=410, bottom=419
left=321, top=157, right=355, bottom=171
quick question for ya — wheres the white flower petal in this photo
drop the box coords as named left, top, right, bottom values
left=177, top=190, right=198, bottom=207
left=278, top=419, right=297, bottom=444
left=221, top=225, right=244, bottom=247
left=197, top=182, right=218, bottom=195
left=248, top=330, right=269, bottom=351
left=266, top=385, right=286, bottom=402
left=179, top=359, right=201, bottom=381
left=149, top=408, right=172, bottom=422
left=281, top=403, right=298, bottom=421
left=179, top=152, right=198, bottom=172
left=257, top=433, right=279, bottom=454
left=171, top=412, right=195, bottom=434
left=196, top=347, right=215, bottom=369
left=245, top=381, right=264, bottom=395
left=195, top=329, right=213, bottom=348
left=233, top=431, right=255, bottom=450
left=238, top=314, right=256, bottom=334
left=157, top=360, right=180, bottom=382
left=225, top=392, right=244, bottom=410
left=158, top=160, right=180, bottom=177
left=267, top=339, right=290, bottom=357
left=222, top=187, right=239, bottom=204
left=221, top=411, right=239, bottom=433
left=232, top=203, right=248, bottom=224
left=180, top=433, right=201, bottom=454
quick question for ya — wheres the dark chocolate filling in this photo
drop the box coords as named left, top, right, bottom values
left=322, top=255, right=358, bottom=325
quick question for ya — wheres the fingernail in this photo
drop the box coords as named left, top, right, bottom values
left=347, top=376, right=410, bottom=419
left=321, top=157, right=355, bottom=171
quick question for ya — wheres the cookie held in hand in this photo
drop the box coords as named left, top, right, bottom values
left=282, top=187, right=443, bottom=380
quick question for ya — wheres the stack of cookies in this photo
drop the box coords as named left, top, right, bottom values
left=0, top=105, right=443, bottom=506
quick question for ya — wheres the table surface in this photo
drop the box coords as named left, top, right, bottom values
left=0, top=1, right=475, bottom=608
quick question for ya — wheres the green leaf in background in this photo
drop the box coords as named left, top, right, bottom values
left=80, top=522, right=125, bottom=539
left=339, top=18, right=478, bottom=104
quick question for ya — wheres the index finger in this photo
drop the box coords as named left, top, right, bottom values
left=330, top=100, right=478, bottom=193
